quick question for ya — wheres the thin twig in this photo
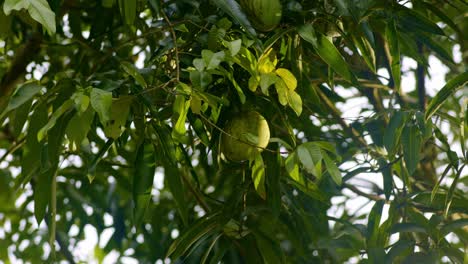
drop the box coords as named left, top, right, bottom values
left=161, top=9, right=180, bottom=82
left=343, top=183, right=386, bottom=201
left=0, top=138, right=25, bottom=163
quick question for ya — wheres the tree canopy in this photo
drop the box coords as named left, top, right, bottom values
left=0, top=0, right=467, bottom=263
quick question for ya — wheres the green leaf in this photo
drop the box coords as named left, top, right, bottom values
left=4, top=82, right=42, bottom=113
left=323, top=152, right=341, bottom=185
left=66, top=107, right=95, bottom=150
left=275, top=79, right=302, bottom=116
left=264, top=149, right=281, bottom=218
left=440, top=219, right=468, bottom=235
left=210, top=0, right=256, bottom=36
left=166, top=213, right=222, bottom=259
left=254, top=232, right=283, bottom=264
left=390, top=223, right=427, bottom=234
left=193, top=58, right=205, bottom=72
left=37, top=99, right=74, bottom=142
left=4, top=0, right=56, bottom=34
left=251, top=152, right=266, bottom=199
left=164, top=157, right=188, bottom=226
left=118, top=0, right=136, bottom=25
left=90, top=88, right=112, bottom=124
left=190, top=70, right=212, bottom=90
left=431, top=164, right=451, bottom=203
left=285, top=152, right=300, bottom=182
left=258, top=48, right=277, bottom=72
left=10, top=99, right=31, bottom=138
left=35, top=111, right=70, bottom=224
left=226, top=39, right=241, bottom=56
left=421, top=2, right=460, bottom=34
left=248, top=75, right=259, bottom=92
left=133, top=142, right=156, bottom=227
left=401, top=124, right=421, bottom=175
left=298, top=24, right=356, bottom=83
left=352, top=34, right=376, bottom=73
left=401, top=252, right=438, bottom=264
left=384, top=111, right=406, bottom=157
left=367, top=200, right=384, bottom=246
left=221, top=67, right=246, bottom=104
left=275, top=78, right=288, bottom=106
left=378, top=158, right=393, bottom=200
left=104, top=96, right=133, bottom=139
left=22, top=104, right=47, bottom=189
left=87, top=139, right=114, bottom=183
left=275, top=68, right=297, bottom=90
left=121, top=61, right=147, bottom=88
left=297, top=143, right=321, bottom=176
left=286, top=177, right=328, bottom=202
left=385, top=19, right=400, bottom=91
left=259, top=73, right=278, bottom=95
left=397, top=7, right=445, bottom=35
left=425, top=72, right=468, bottom=121
left=418, top=34, right=454, bottom=63
left=202, top=50, right=225, bottom=70
left=102, top=0, right=115, bottom=8
left=386, top=240, right=415, bottom=264
left=172, top=95, right=191, bottom=141
left=288, top=90, right=302, bottom=116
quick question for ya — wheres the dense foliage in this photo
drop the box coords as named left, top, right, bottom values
left=0, top=0, right=467, bottom=263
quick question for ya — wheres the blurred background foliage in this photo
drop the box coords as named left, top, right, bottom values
left=0, top=0, right=467, bottom=263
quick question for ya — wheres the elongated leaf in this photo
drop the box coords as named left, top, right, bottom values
left=37, top=99, right=74, bottom=142
left=123, top=0, right=136, bottom=25
left=4, top=82, right=42, bottom=113
left=172, top=95, right=191, bottom=141
left=397, top=7, right=445, bottom=35
left=323, top=152, right=341, bottom=185
left=385, top=19, right=400, bottom=91
left=367, top=200, right=384, bottom=246
left=254, top=232, right=283, bottom=264
left=251, top=152, right=266, bottom=199
left=352, top=34, right=376, bottom=72
left=298, top=24, right=356, bottom=83
left=421, top=2, right=460, bottom=34
left=425, top=72, right=468, bottom=120
left=164, top=156, right=188, bottom=226
left=378, top=158, right=393, bottom=200
left=418, top=34, right=453, bottom=63
left=285, top=152, right=300, bottom=182
left=121, top=61, right=147, bottom=88
left=286, top=177, right=327, bottom=202
left=133, top=142, right=156, bottom=227
left=401, top=124, right=421, bottom=175
left=22, top=104, right=47, bottom=183
left=384, top=111, right=406, bottom=157
left=441, top=219, right=468, bottom=235
left=166, top=213, right=222, bottom=259
left=210, top=0, right=256, bottom=36
left=35, top=112, right=70, bottom=224
left=386, top=240, right=415, bottom=264
left=90, top=88, right=112, bottom=124
left=390, top=223, right=427, bottom=234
